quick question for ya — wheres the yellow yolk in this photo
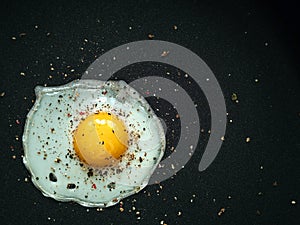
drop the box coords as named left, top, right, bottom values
left=73, top=112, right=129, bottom=167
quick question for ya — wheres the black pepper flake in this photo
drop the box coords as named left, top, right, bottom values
left=67, top=183, right=76, bottom=189
left=49, top=173, right=57, bottom=182
left=107, top=182, right=116, bottom=190
left=59, top=95, right=63, bottom=98
left=139, top=157, right=143, bottom=163
left=108, top=112, right=111, bottom=115
left=54, top=158, right=61, bottom=163
left=112, top=129, right=114, bottom=133
left=87, top=170, right=93, bottom=177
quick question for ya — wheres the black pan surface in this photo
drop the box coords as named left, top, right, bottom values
left=0, top=1, right=299, bottom=225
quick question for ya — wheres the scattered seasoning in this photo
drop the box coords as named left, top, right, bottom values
left=291, top=200, right=296, bottom=205
left=0, top=92, right=5, bottom=97
left=173, top=25, right=178, bottom=30
left=67, top=183, right=76, bottom=189
left=161, top=51, right=169, bottom=57
left=148, top=34, right=155, bottom=39
left=49, top=173, right=57, bottom=182
left=87, top=170, right=93, bottom=177
left=107, top=182, right=116, bottom=190
left=272, top=181, right=278, bottom=187
left=231, top=93, right=238, bottom=102
left=12, top=155, right=16, bottom=159
left=91, top=183, right=97, bottom=189
left=19, top=32, right=26, bottom=37
left=260, top=165, right=264, bottom=170
left=54, top=158, right=61, bottom=163
left=246, top=137, right=251, bottom=143
left=218, top=207, right=225, bottom=216
left=15, top=120, right=20, bottom=125
left=20, top=72, right=25, bottom=76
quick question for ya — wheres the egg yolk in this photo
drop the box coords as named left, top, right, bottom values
left=73, top=112, right=129, bottom=167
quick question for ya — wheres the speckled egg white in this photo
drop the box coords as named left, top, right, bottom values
left=22, top=79, right=165, bottom=207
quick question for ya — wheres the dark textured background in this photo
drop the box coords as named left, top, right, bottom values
left=0, top=0, right=299, bottom=225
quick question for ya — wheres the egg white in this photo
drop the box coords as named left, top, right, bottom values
left=23, top=79, right=165, bottom=207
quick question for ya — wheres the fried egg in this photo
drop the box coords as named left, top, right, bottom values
left=22, top=79, right=165, bottom=207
